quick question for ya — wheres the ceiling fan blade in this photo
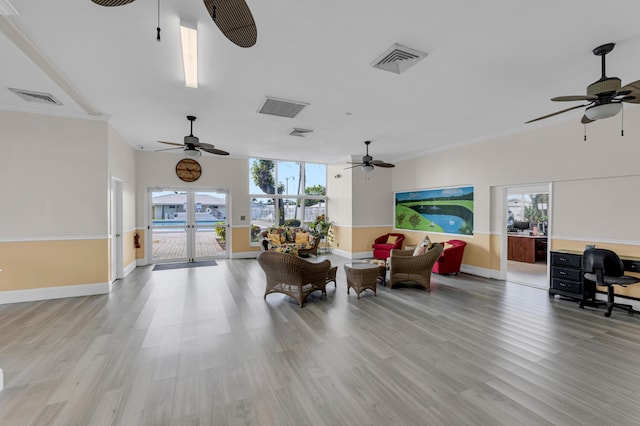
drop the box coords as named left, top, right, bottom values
left=198, top=143, right=230, bottom=156
left=155, top=147, right=183, bottom=152
left=525, top=104, right=590, bottom=124
left=344, top=164, right=363, bottom=170
left=346, top=162, right=364, bottom=165
left=618, top=79, right=640, bottom=104
left=581, top=115, right=595, bottom=124
left=374, top=162, right=395, bottom=168
left=91, top=0, right=136, bottom=6
left=158, top=140, right=184, bottom=147
left=551, top=95, right=597, bottom=102
left=203, top=0, right=257, bottom=48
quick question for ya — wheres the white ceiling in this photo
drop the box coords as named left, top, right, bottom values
left=3, top=0, right=640, bottom=164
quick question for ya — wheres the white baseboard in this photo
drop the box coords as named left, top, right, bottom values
left=136, top=258, right=147, bottom=266
left=123, top=261, right=136, bottom=277
left=0, top=282, right=110, bottom=305
left=460, top=264, right=495, bottom=279
left=328, top=248, right=371, bottom=259
left=231, top=251, right=260, bottom=259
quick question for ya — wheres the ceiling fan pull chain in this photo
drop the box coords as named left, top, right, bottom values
left=621, top=106, right=624, bottom=137
left=212, top=1, right=217, bottom=20
left=584, top=124, right=587, bottom=142
left=156, top=0, right=161, bottom=41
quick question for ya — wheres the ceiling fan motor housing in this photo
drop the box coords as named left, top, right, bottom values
left=587, top=77, right=621, bottom=97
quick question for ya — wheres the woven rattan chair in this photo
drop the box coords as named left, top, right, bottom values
left=297, top=236, right=321, bottom=257
left=388, top=243, right=443, bottom=290
left=257, top=251, right=332, bottom=307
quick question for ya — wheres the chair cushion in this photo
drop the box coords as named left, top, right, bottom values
left=386, top=235, right=399, bottom=245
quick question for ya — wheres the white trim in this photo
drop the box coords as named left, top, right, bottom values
left=123, top=260, right=136, bottom=277
left=0, top=282, right=110, bottom=305
left=0, top=367, right=3, bottom=391
left=230, top=251, right=261, bottom=259
left=459, top=264, right=496, bottom=279
left=551, top=235, right=640, bottom=246
left=136, top=259, right=147, bottom=266
left=0, top=235, right=108, bottom=243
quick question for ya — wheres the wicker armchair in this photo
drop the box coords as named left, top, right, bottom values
left=297, top=236, right=321, bottom=257
left=388, top=243, right=443, bottom=290
left=257, top=251, right=332, bottom=307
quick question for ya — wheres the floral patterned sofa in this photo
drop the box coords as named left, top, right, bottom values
left=263, top=226, right=319, bottom=256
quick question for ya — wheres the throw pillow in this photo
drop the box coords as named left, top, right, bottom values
left=386, top=235, right=398, bottom=245
left=295, top=232, right=309, bottom=245
left=413, top=236, right=432, bottom=256
left=268, top=233, right=282, bottom=247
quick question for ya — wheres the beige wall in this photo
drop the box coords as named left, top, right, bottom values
left=0, top=111, right=111, bottom=299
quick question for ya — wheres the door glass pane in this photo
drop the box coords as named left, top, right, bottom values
left=303, top=199, right=326, bottom=228
left=194, top=191, right=227, bottom=258
left=151, top=191, right=188, bottom=261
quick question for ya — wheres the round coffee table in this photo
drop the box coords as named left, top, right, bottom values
left=344, top=262, right=379, bottom=299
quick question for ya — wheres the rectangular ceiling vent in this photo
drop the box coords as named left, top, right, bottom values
left=257, top=96, right=309, bottom=118
left=289, top=127, right=313, bottom=137
left=9, top=88, right=63, bottom=105
left=371, top=43, right=427, bottom=74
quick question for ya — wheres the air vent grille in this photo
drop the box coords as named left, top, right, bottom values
left=257, top=97, right=309, bottom=118
left=371, top=43, right=427, bottom=74
left=289, top=128, right=313, bottom=137
left=8, top=88, right=62, bottom=105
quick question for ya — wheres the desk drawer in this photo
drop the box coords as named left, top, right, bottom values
left=551, top=278, right=582, bottom=295
left=552, top=266, right=582, bottom=281
left=551, top=252, right=581, bottom=268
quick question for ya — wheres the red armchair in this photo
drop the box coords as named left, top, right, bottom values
left=433, top=239, right=467, bottom=275
left=372, top=233, right=405, bottom=259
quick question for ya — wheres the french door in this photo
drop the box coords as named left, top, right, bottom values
left=149, top=188, right=229, bottom=263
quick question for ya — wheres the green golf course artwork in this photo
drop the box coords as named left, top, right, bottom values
left=395, top=186, right=474, bottom=235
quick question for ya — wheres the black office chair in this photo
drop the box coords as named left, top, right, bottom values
left=582, top=248, right=640, bottom=317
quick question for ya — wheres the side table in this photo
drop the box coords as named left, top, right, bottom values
left=344, top=262, right=379, bottom=299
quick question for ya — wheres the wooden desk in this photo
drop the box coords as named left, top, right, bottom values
left=508, top=234, right=547, bottom=263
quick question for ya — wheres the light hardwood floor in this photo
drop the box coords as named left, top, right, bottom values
left=1, top=255, right=640, bottom=425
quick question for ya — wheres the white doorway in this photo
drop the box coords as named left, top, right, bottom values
left=110, top=177, right=124, bottom=283
left=149, top=188, right=229, bottom=263
left=501, top=183, right=551, bottom=289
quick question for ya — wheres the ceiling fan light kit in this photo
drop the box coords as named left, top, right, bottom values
left=584, top=103, right=622, bottom=121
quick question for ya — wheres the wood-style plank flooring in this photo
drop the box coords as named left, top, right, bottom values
left=1, top=254, right=640, bottom=425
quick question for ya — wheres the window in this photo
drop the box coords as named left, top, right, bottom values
left=249, top=159, right=327, bottom=242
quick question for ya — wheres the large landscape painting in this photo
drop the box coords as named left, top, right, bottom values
left=395, top=186, right=474, bottom=235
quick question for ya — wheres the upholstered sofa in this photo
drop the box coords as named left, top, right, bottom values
left=372, top=233, right=405, bottom=260
left=432, top=239, right=467, bottom=275
left=262, top=226, right=319, bottom=256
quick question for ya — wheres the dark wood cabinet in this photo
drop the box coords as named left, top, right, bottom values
left=549, top=251, right=596, bottom=305
left=508, top=234, right=547, bottom=263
